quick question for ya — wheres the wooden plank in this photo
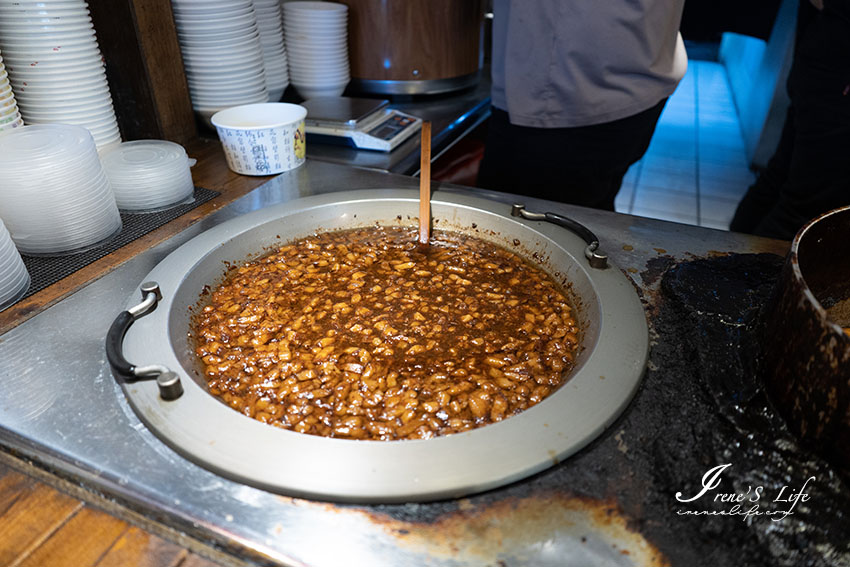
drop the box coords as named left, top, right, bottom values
left=94, top=527, right=186, bottom=567
left=15, top=507, right=128, bottom=567
left=0, top=457, right=234, bottom=567
left=132, top=0, right=198, bottom=144
left=0, top=482, right=82, bottom=566
left=87, top=0, right=196, bottom=145
left=0, top=464, right=34, bottom=517
left=0, top=138, right=272, bottom=335
left=178, top=554, right=228, bottom=567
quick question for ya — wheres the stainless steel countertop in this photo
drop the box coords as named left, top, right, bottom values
left=0, top=160, right=788, bottom=566
left=302, top=78, right=491, bottom=175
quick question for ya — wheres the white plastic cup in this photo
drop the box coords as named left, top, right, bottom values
left=211, top=102, right=307, bottom=176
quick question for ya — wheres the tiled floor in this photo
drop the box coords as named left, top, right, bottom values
left=614, top=61, right=756, bottom=230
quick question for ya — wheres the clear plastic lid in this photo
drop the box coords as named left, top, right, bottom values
left=100, top=139, right=188, bottom=173
left=0, top=123, right=93, bottom=167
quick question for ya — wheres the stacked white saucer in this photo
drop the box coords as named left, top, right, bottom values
left=0, top=0, right=121, bottom=150
left=0, top=218, right=30, bottom=311
left=100, top=140, right=195, bottom=212
left=255, top=0, right=289, bottom=102
left=282, top=1, right=350, bottom=100
left=0, top=52, right=23, bottom=133
left=171, top=0, right=268, bottom=123
left=0, top=124, right=121, bottom=256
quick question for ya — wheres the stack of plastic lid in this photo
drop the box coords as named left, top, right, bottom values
left=171, top=0, right=268, bottom=125
left=283, top=1, right=350, bottom=100
left=254, top=0, right=289, bottom=102
left=0, top=218, right=30, bottom=311
left=0, top=0, right=121, bottom=150
left=99, top=140, right=195, bottom=212
left=0, top=51, right=23, bottom=134
left=0, top=124, right=121, bottom=255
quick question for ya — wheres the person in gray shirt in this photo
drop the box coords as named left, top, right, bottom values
left=477, top=0, right=688, bottom=210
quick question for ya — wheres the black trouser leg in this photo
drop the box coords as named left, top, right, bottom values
left=729, top=107, right=795, bottom=233
left=476, top=100, right=666, bottom=211
left=732, top=10, right=850, bottom=240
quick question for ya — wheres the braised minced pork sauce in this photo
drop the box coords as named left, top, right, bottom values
left=193, top=226, right=579, bottom=440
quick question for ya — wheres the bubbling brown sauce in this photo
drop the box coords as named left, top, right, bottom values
left=192, top=226, right=579, bottom=440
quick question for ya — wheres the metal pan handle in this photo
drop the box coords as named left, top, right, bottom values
left=511, top=204, right=608, bottom=269
left=105, top=281, right=183, bottom=400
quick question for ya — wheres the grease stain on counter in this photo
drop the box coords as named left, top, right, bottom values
left=365, top=494, right=670, bottom=567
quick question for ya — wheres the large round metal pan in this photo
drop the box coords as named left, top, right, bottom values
left=118, top=189, right=648, bottom=503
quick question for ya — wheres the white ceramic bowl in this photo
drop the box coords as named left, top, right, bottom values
left=0, top=117, right=24, bottom=131
left=287, top=49, right=348, bottom=60
left=186, top=77, right=265, bottom=92
left=288, top=62, right=349, bottom=75
left=289, top=70, right=350, bottom=82
left=189, top=83, right=268, bottom=96
left=177, top=21, right=257, bottom=34
left=3, top=56, right=102, bottom=73
left=283, top=14, right=347, bottom=24
left=0, top=17, right=85, bottom=27
left=185, top=67, right=266, bottom=83
left=10, top=66, right=106, bottom=84
left=178, top=38, right=261, bottom=54
left=292, top=83, right=348, bottom=100
left=174, top=12, right=256, bottom=29
left=287, top=53, right=349, bottom=65
left=0, top=42, right=100, bottom=58
left=283, top=1, right=348, bottom=13
left=284, top=30, right=348, bottom=42
left=0, top=9, right=90, bottom=19
left=13, top=86, right=110, bottom=103
left=282, top=18, right=347, bottom=30
left=0, top=0, right=88, bottom=7
left=21, top=106, right=115, bottom=122
left=177, top=32, right=260, bottom=49
left=180, top=49, right=263, bottom=65
left=172, top=4, right=252, bottom=16
left=0, top=22, right=92, bottom=35
left=12, top=77, right=108, bottom=94
left=186, top=78, right=266, bottom=94
left=0, top=31, right=97, bottom=46
left=0, top=111, right=21, bottom=125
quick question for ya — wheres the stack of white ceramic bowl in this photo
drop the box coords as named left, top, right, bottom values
left=0, top=124, right=121, bottom=255
left=282, top=1, right=350, bottom=100
left=0, top=53, right=23, bottom=134
left=171, top=0, right=268, bottom=124
left=255, top=0, right=289, bottom=101
left=100, top=140, right=195, bottom=212
left=0, top=219, right=30, bottom=311
left=0, top=0, right=121, bottom=150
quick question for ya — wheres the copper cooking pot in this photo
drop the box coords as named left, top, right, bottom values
left=337, top=0, right=485, bottom=95
left=763, top=205, right=850, bottom=475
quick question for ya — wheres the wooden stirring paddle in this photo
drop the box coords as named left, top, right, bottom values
left=418, top=121, right=432, bottom=245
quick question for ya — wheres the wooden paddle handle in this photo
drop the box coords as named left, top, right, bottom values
left=419, top=121, right=432, bottom=245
